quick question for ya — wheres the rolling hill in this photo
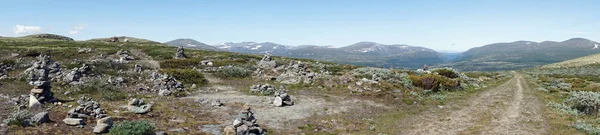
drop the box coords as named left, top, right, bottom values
left=444, top=38, right=600, bottom=71
left=164, top=38, right=222, bottom=51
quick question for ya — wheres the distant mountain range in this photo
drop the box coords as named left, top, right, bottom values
left=442, top=38, right=600, bottom=71
left=164, top=38, right=222, bottom=51
left=165, top=38, right=600, bottom=71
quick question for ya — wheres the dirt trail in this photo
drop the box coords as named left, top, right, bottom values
left=398, top=72, right=548, bottom=135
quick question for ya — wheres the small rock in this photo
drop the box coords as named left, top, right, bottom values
left=63, top=118, right=84, bottom=126
left=169, top=128, right=185, bottom=132
left=93, top=124, right=110, bottom=133
left=68, top=105, right=73, bottom=108
left=31, top=112, right=50, bottom=124
left=29, top=95, right=42, bottom=109
left=273, top=96, right=283, bottom=107
left=155, top=131, right=168, bottom=135
left=63, top=91, right=71, bottom=95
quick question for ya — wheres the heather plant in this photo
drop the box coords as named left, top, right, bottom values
left=432, top=68, right=459, bottom=79
left=547, top=102, right=580, bottom=116
left=572, top=121, right=600, bottom=135
left=2, top=109, right=31, bottom=127
left=216, top=66, right=251, bottom=78
left=565, top=91, right=600, bottom=115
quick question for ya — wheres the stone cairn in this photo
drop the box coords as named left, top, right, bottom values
left=257, top=53, right=276, bottom=69
left=271, top=88, right=293, bottom=107
left=24, top=55, right=54, bottom=104
left=224, top=105, right=265, bottom=135
left=249, top=84, right=276, bottom=95
left=63, top=96, right=112, bottom=133
left=151, top=73, right=185, bottom=96
left=175, top=46, right=187, bottom=59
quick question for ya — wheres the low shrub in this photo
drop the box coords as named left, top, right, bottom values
left=160, top=59, right=200, bottom=69
left=572, top=121, right=600, bottom=135
left=565, top=91, right=600, bottom=115
left=71, top=79, right=127, bottom=101
left=215, top=66, right=251, bottom=78
left=547, top=102, right=580, bottom=116
left=409, top=74, right=459, bottom=92
left=109, top=120, right=155, bottom=135
left=160, top=69, right=207, bottom=86
left=89, top=60, right=130, bottom=75
left=2, top=110, right=31, bottom=127
left=432, top=68, right=459, bottom=79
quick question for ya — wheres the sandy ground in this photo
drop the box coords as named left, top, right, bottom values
left=397, top=72, right=549, bottom=135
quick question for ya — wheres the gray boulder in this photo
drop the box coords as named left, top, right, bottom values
left=93, top=117, right=113, bottom=134
left=31, top=112, right=49, bottom=124
left=273, top=96, right=283, bottom=107
left=63, top=118, right=84, bottom=126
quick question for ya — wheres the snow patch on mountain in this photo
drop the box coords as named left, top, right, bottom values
left=251, top=45, right=262, bottom=50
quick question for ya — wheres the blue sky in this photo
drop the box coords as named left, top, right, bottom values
left=1, top=0, right=598, bottom=51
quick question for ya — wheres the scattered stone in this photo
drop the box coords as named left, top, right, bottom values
left=200, top=60, right=213, bottom=66
left=134, top=64, right=142, bottom=73
left=93, top=117, right=113, bottom=134
left=116, top=50, right=135, bottom=63
left=63, top=118, right=84, bottom=126
left=169, top=128, right=185, bottom=132
left=127, top=98, right=152, bottom=114
left=31, top=112, right=50, bottom=124
left=249, top=84, right=276, bottom=95
left=29, top=95, right=42, bottom=109
left=271, top=90, right=293, bottom=107
left=77, top=48, right=93, bottom=53
left=211, top=100, right=223, bottom=107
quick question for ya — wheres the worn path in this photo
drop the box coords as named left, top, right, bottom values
left=398, top=72, right=548, bottom=135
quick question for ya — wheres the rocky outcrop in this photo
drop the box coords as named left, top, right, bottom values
left=151, top=73, right=184, bottom=96
left=116, top=50, right=135, bottom=63
left=276, top=60, right=316, bottom=84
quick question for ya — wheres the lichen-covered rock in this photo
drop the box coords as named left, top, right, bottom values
left=31, top=112, right=49, bottom=124
left=63, top=118, right=84, bottom=126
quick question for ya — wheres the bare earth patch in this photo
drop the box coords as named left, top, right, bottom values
left=398, top=72, right=549, bottom=135
left=185, top=84, right=388, bottom=130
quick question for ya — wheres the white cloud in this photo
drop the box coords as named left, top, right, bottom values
left=68, top=24, right=87, bottom=34
left=14, top=25, right=42, bottom=35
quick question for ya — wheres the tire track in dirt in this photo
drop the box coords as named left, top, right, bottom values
left=398, top=72, right=548, bottom=135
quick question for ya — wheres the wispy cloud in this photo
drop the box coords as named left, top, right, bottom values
left=14, top=25, right=42, bottom=35
left=69, top=24, right=87, bottom=34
